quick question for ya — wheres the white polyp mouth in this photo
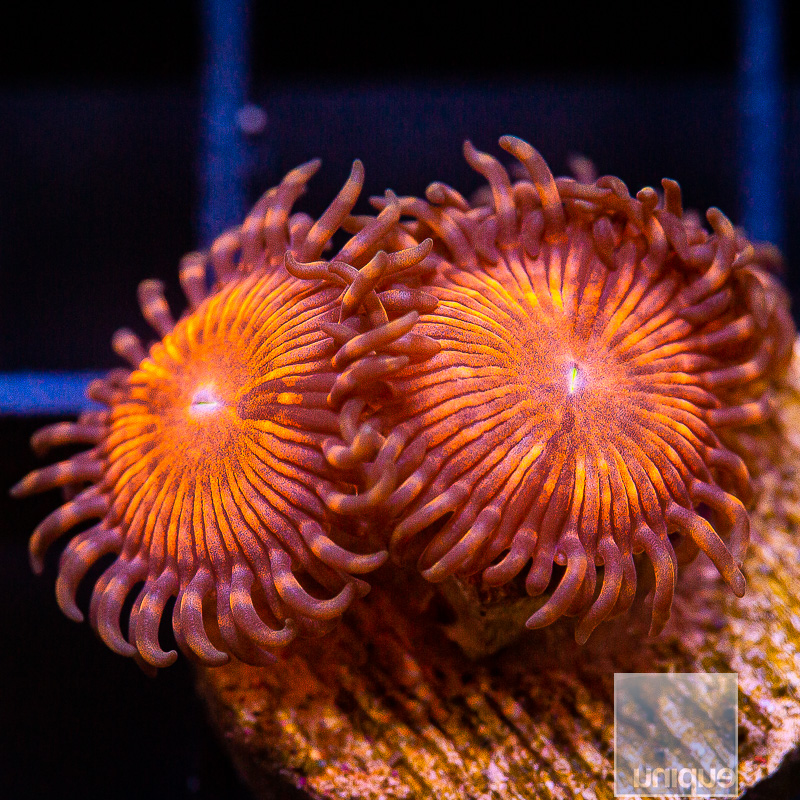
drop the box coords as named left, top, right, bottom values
left=190, top=386, right=222, bottom=415
left=567, top=363, right=583, bottom=395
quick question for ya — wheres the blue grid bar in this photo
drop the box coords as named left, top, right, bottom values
left=739, top=0, right=784, bottom=248
left=0, top=372, right=106, bottom=415
left=198, top=0, right=251, bottom=248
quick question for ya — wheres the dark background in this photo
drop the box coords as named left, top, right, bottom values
left=1, top=1, right=799, bottom=798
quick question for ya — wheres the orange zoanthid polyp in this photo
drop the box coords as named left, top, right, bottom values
left=13, top=159, right=440, bottom=669
left=374, top=136, right=795, bottom=643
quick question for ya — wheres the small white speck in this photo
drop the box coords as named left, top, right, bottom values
left=190, top=386, right=222, bottom=415
left=568, top=364, right=582, bottom=394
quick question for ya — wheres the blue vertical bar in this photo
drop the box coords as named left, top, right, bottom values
left=199, top=0, right=250, bottom=249
left=739, top=0, right=784, bottom=248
